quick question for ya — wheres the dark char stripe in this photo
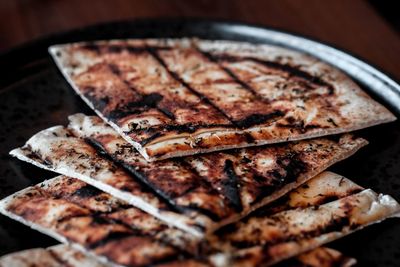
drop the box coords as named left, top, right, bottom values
left=146, top=46, right=237, bottom=126
left=222, top=160, right=244, bottom=212
left=128, top=111, right=284, bottom=141
left=86, top=137, right=229, bottom=222
left=88, top=231, right=133, bottom=249
left=212, top=53, right=334, bottom=94
left=232, top=215, right=351, bottom=250
left=200, top=50, right=262, bottom=97
left=106, top=64, right=176, bottom=121
left=72, top=184, right=103, bottom=198
left=234, top=111, right=285, bottom=129
left=84, top=137, right=187, bottom=214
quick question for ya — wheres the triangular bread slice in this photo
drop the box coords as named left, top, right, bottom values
left=0, top=245, right=356, bottom=267
left=0, top=172, right=398, bottom=266
left=49, top=39, right=395, bottom=161
left=10, top=114, right=367, bottom=236
left=0, top=244, right=107, bottom=267
left=208, top=180, right=400, bottom=266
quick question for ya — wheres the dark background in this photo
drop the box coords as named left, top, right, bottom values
left=0, top=0, right=399, bottom=79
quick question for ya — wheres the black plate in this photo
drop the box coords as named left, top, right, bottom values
left=0, top=19, right=399, bottom=266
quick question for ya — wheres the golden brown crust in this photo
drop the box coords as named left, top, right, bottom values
left=2, top=173, right=397, bottom=267
left=49, top=39, right=395, bottom=160
left=0, top=245, right=356, bottom=267
left=10, top=114, right=367, bottom=235
left=0, top=176, right=195, bottom=266
left=209, top=189, right=400, bottom=266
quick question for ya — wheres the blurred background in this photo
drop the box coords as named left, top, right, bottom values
left=0, top=0, right=399, bottom=78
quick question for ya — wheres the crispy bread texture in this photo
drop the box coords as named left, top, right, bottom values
left=49, top=39, right=395, bottom=160
left=10, top=114, right=367, bottom=236
left=1, top=172, right=397, bottom=266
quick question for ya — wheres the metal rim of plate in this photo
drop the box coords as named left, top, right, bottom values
left=0, top=18, right=399, bottom=266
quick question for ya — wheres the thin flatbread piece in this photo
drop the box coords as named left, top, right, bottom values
left=0, top=244, right=106, bottom=267
left=10, top=114, right=367, bottom=236
left=0, top=172, right=396, bottom=266
left=0, top=245, right=356, bottom=267
left=49, top=39, right=395, bottom=160
left=208, top=173, right=400, bottom=266
left=0, top=176, right=193, bottom=266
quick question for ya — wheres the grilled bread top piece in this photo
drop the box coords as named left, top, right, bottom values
left=50, top=39, right=395, bottom=161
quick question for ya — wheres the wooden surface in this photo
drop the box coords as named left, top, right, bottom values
left=0, top=0, right=399, bottom=79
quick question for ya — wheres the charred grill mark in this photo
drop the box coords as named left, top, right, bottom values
left=103, top=218, right=190, bottom=253
left=139, top=132, right=163, bottom=146
left=23, top=149, right=54, bottom=168
left=83, top=87, right=110, bottom=112
left=251, top=58, right=334, bottom=94
left=120, top=162, right=188, bottom=213
left=200, top=50, right=262, bottom=97
left=327, top=117, right=338, bottom=127
left=72, top=185, right=102, bottom=198
left=105, top=63, right=176, bottom=121
left=231, top=215, right=351, bottom=250
left=106, top=92, right=164, bottom=120
left=243, top=132, right=255, bottom=143
left=214, top=221, right=239, bottom=236
left=108, top=63, right=121, bottom=75
left=250, top=194, right=292, bottom=218
left=86, top=136, right=233, bottom=222
left=222, top=160, right=243, bottom=212
left=175, top=159, right=238, bottom=221
left=150, top=48, right=286, bottom=130
left=272, top=152, right=308, bottom=185
left=90, top=214, right=113, bottom=225
left=146, top=46, right=236, bottom=126
left=325, top=134, right=344, bottom=143
left=252, top=152, right=308, bottom=205
left=134, top=111, right=283, bottom=144
left=44, top=182, right=190, bottom=253
left=213, top=54, right=334, bottom=93
left=84, top=137, right=186, bottom=214
left=234, top=111, right=285, bottom=129
left=276, top=116, right=328, bottom=133
left=61, top=213, right=180, bottom=253
left=158, top=107, right=176, bottom=121
left=87, top=231, right=133, bottom=249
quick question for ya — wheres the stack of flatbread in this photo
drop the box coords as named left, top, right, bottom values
left=0, top=39, right=399, bottom=267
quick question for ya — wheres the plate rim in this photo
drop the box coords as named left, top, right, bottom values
left=0, top=18, right=399, bottom=82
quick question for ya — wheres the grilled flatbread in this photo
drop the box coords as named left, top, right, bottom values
left=10, top=114, right=367, bottom=236
left=276, top=247, right=356, bottom=267
left=0, top=176, right=191, bottom=266
left=0, top=244, right=107, bottom=267
left=0, top=245, right=356, bottom=267
left=209, top=188, right=400, bottom=266
left=49, top=39, right=395, bottom=161
left=0, top=172, right=396, bottom=267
